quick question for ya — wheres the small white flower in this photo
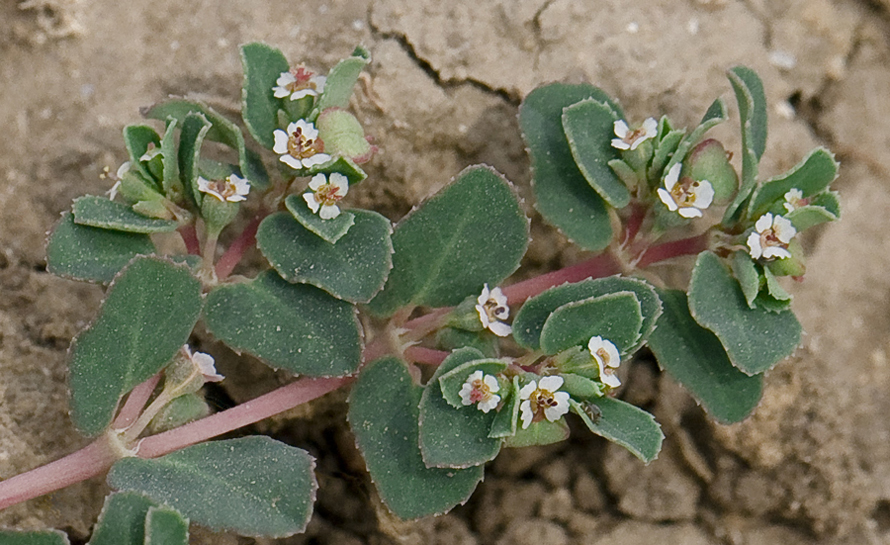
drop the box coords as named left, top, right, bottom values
left=657, top=163, right=715, bottom=218
left=588, top=336, right=621, bottom=388
left=303, top=172, right=348, bottom=219
left=197, top=174, right=250, bottom=203
left=747, top=213, right=796, bottom=260
left=139, top=146, right=163, bottom=162
left=458, top=370, right=501, bottom=413
left=611, top=117, right=657, bottom=151
left=475, top=284, right=511, bottom=337
left=519, top=376, right=570, bottom=429
left=272, top=65, right=326, bottom=101
left=273, top=120, right=332, bottom=170
left=183, top=345, right=224, bottom=382
left=783, top=188, right=805, bottom=213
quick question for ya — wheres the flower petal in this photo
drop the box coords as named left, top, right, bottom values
left=478, top=395, right=500, bottom=413
left=763, top=246, right=792, bottom=259
left=308, top=173, right=327, bottom=191
left=747, top=232, right=763, bottom=259
left=519, top=381, right=537, bottom=400
left=641, top=117, right=658, bottom=136
left=613, top=120, right=629, bottom=138
left=295, top=119, right=318, bottom=140
left=488, top=320, right=512, bottom=337
left=664, top=163, right=682, bottom=188
left=301, top=153, right=332, bottom=168
left=276, top=72, right=296, bottom=86
left=303, top=192, right=320, bottom=213
left=273, top=130, right=290, bottom=154
left=657, top=188, right=678, bottom=211
left=280, top=154, right=303, bottom=170
left=755, top=213, right=773, bottom=234
left=290, top=89, right=317, bottom=100
left=602, top=373, right=621, bottom=388
left=477, top=284, right=491, bottom=306
left=611, top=138, right=631, bottom=150
left=319, top=204, right=340, bottom=220
left=695, top=180, right=714, bottom=209
left=483, top=374, right=500, bottom=393
left=539, top=375, right=564, bottom=392
left=678, top=207, right=703, bottom=218
left=773, top=215, right=797, bottom=243
left=519, top=400, right=533, bottom=429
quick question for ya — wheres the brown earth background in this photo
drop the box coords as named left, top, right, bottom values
left=1, top=0, right=889, bottom=543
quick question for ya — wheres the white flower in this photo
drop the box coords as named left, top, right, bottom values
left=183, top=345, right=224, bottom=382
left=273, top=120, right=332, bottom=170
left=197, top=174, right=250, bottom=203
left=611, top=117, right=657, bottom=151
left=588, top=336, right=621, bottom=388
left=139, top=146, right=163, bottom=162
left=475, top=284, right=511, bottom=337
left=272, top=65, right=326, bottom=101
left=519, top=376, right=570, bottom=429
left=458, top=370, right=501, bottom=413
left=783, top=188, right=805, bottom=213
left=747, top=213, right=796, bottom=260
left=303, top=172, right=348, bottom=219
left=656, top=163, right=715, bottom=218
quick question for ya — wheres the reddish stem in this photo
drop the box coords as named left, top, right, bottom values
left=403, top=346, right=449, bottom=366
left=0, top=438, right=120, bottom=511
left=634, top=233, right=709, bottom=269
left=623, top=202, right=647, bottom=245
left=112, top=374, right=161, bottom=429
left=178, top=225, right=201, bottom=256
left=503, top=252, right=622, bottom=304
left=215, top=216, right=261, bottom=280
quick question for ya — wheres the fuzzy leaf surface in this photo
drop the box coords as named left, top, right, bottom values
left=349, top=357, right=483, bottom=519
left=108, top=437, right=316, bottom=538
left=240, top=42, right=290, bottom=149
left=87, top=492, right=158, bottom=545
left=72, top=196, right=178, bottom=233
left=723, top=66, right=767, bottom=223
left=748, top=147, right=839, bottom=219
left=420, top=349, right=503, bottom=468
left=731, top=251, right=761, bottom=308
left=562, top=99, right=628, bottom=208
left=69, top=257, right=202, bottom=436
left=0, top=531, right=70, bottom=545
left=539, top=292, right=643, bottom=355
left=513, top=276, right=661, bottom=353
left=316, top=46, right=371, bottom=111
left=46, top=213, right=156, bottom=284
left=285, top=194, right=355, bottom=243
left=177, top=112, right=212, bottom=207
left=570, top=398, right=663, bottom=463
left=145, top=506, right=189, bottom=545
left=160, top=118, right=182, bottom=199
left=648, top=289, right=763, bottom=423
left=689, top=251, right=801, bottom=375
left=123, top=125, right=161, bottom=183
left=258, top=210, right=392, bottom=303
left=204, top=270, right=362, bottom=376
left=368, top=165, right=528, bottom=315
left=520, top=83, right=616, bottom=250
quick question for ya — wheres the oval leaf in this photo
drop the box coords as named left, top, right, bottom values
left=123, top=125, right=161, bottom=184
left=723, top=66, right=767, bottom=223
left=108, top=437, right=317, bottom=538
left=285, top=194, right=355, bottom=243
left=570, top=397, right=663, bottom=463
left=539, top=291, right=643, bottom=356
left=240, top=42, right=290, bottom=149
left=748, top=147, right=839, bottom=219
left=419, top=350, right=504, bottom=469
left=68, top=257, right=203, bottom=436
left=562, top=99, right=628, bottom=208
left=72, top=196, right=178, bottom=233
left=648, top=289, right=763, bottom=423
left=368, top=165, right=528, bottom=315
left=204, top=270, right=362, bottom=377
left=257, top=210, right=393, bottom=304
left=520, top=83, right=617, bottom=250
left=348, top=357, right=483, bottom=519
left=87, top=491, right=158, bottom=545
left=0, top=530, right=70, bottom=545
left=145, top=506, right=189, bottom=545
left=46, top=212, right=156, bottom=284
left=688, top=251, right=801, bottom=375
left=316, top=46, right=371, bottom=111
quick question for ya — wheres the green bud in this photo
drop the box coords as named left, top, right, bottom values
left=201, top=195, right=240, bottom=235
left=119, top=170, right=164, bottom=203
left=685, top=139, right=738, bottom=205
left=283, top=95, right=314, bottom=122
left=316, top=108, right=376, bottom=164
left=147, top=393, right=211, bottom=434
left=444, top=295, right=484, bottom=332
left=766, top=238, right=806, bottom=277
left=550, top=345, right=598, bottom=380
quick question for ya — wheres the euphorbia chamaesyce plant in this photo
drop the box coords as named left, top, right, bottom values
left=0, top=42, right=839, bottom=543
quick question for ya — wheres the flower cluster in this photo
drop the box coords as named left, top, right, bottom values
left=458, top=371, right=501, bottom=413
left=303, top=173, right=349, bottom=219
left=273, top=120, right=331, bottom=170
left=747, top=212, right=796, bottom=260
left=197, top=175, right=250, bottom=203
left=273, top=65, right=326, bottom=101
left=657, top=163, right=715, bottom=218
left=611, top=118, right=657, bottom=151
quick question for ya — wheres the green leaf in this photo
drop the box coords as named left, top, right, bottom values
left=108, top=437, right=317, bottom=538
left=648, top=289, right=763, bottom=423
left=748, top=148, right=839, bottom=219
left=688, top=251, right=801, bottom=375
left=731, top=250, right=760, bottom=308
left=723, top=66, right=768, bottom=223
left=762, top=266, right=791, bottom=301
left=368, top=165, right=528, bottom=315
left=257, top=210, right=393, bottom=304
left=539, top=292, right=643, bottom=355
left=306, top=155, right=367, bottom=186
left=240, top=42, right=290, bottom=149
left=316, top=108, right=375, bottom=164
left=46, top=213, right=156, bottom=284
left=811, top=190, right=841, bottom=217
left=348, top=357, right=483, bottom=519
left=88, top=492, right=158, bottom=545
left=419, top=349, right=504, bottom=468
left=145, top=506, right=189, bottom=545
left=160, top=118, right=183, bottom=201
left=662, top=98, right=728, bottom=180
left=123, top=125, right=162, bottom=185
left=562, top=99, right=628, bottom=208
left=72, top=196, right=178, bottom=233
left=513, top=276, right=661, bottom=353
left=143, top=99, right=269, bottom=190
left=520, top=83, right=615, bottom=250
left=285, top=194, right=355, bottom=243
left=177, top=112, right=211, bottom=207
left=786, top=205, right=837, bottom=232
left=649, top=127, right=685, bottom=184
left=503, top=418, right=569, bottom=448
left=489, top=376, right=520, bottom=438
left=570, top=397, right=663, bottom=463
left=560, top=373, right=603, bottom=400
left=68, top=257, right=203, bottom=435
left=316, top=47, right=371, bottom=112
left=434, top=327, right=500, bottom=358
left=0, top=530, right=70, bottom=545
left=204, top=270, right=362, bottom=377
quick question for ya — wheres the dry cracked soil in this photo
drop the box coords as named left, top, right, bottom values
left=1, top=0, right=890, bottom=544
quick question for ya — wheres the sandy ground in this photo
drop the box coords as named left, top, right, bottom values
left=1, top=0, right=889, bottom=543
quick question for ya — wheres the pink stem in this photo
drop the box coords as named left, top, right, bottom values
left=634, top=233, right=709, bottom=269
left=0, top=438, right=119, bottom=511
left=112, top=374, right=161, bottom=429
left=136, top=376, right=349, bottom=459
left=623, top=202, right=647, bottom=245
left=178, top=225, right=201, bottom=256
left=215, top=216, right=261, bottom=280
left=503, top=253, right=622, bottom=304
left=403, top=346, right=449, bottom=366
